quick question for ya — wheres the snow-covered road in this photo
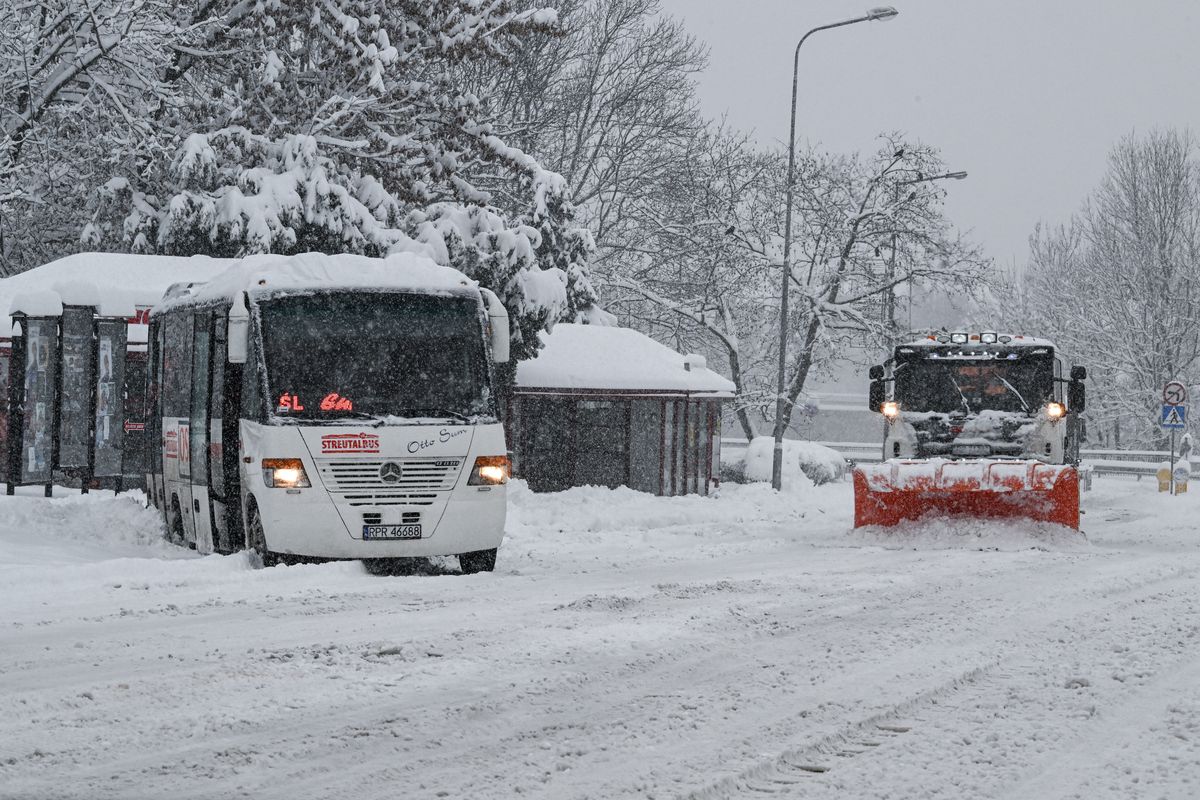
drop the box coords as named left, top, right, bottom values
left=3, top=479, right=1199, bottom=799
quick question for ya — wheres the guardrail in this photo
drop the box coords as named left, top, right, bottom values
left=721, top=439, right=1195, bottom=478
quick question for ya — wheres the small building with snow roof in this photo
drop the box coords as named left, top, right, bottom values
left=509, top=324, right=735, bottom=495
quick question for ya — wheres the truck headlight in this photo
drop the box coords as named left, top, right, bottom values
left=468, top=456, right=510, bottom=486
left=262, top=458, right=311, bottom=488
left=1045, top=402, right=1065, bottom=420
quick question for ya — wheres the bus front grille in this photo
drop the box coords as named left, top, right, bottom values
left=315, top=458, right=463, bottom=498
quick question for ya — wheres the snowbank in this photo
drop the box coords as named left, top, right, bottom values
left=0, top=489, right=176, bottom=569
left=741, top=436, right=848, bottom=488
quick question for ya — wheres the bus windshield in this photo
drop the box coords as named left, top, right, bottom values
left=258, top=291, right=491, bottom=421
left=893, top=350, right=1054, bottom=415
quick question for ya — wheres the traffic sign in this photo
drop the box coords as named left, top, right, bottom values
left=1161, top=403, right=1188, bottom=429
left=1164, top=381, right=1188, bottom=405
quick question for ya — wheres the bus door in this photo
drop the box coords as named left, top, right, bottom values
left=148, top=320, right=166, bottom=510
left=162, top=312, right=193, bottom=545
left=188, top=311, right=215, bottom=553
left=205, top=316, right=234, bottom=553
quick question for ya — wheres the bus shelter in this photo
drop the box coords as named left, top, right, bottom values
left=0, top=253, right=236, bottom=490
left=509, top=324, right=735, bottom=495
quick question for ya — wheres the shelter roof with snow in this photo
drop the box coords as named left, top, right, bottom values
left=0, top=252, right=240, bottom=341
left=515, top=324, right=735, bottom=397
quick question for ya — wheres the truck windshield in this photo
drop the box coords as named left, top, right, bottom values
left=893, top=350, right=1054, bottom=414
left=258, top=291, right=490, bottom=421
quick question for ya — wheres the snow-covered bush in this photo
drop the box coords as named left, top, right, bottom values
left=741, top=436, right=847, bottom=489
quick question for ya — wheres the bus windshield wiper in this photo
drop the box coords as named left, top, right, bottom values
left=395, top=407, right=473, bottom=423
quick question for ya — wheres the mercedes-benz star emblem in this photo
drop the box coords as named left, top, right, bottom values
left=379, top=462, right=403, bottom=483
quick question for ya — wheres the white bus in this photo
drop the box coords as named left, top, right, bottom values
left=146, top=252, right=511, bottom=572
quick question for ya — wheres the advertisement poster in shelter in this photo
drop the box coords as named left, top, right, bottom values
left=93, top=320, right=127, bottom=477
left=21, top=319, right=58, bottom=484
left=58, top=308, right=94, bottom=469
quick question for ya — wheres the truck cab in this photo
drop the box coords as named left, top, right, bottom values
left=869, top=332, right=1087, bottom=465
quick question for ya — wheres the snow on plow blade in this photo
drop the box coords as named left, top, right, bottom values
left=853, top=459, right=1081, bottom=530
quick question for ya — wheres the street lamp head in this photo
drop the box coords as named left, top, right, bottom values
left=946, top=171, right=969, bottom=180
left=866, top=6, right=900, bottom=21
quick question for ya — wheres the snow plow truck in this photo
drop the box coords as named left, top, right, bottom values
left=855, top=331, right=1087, bottom=529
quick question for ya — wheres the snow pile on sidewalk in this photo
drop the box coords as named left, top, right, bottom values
left=0, top=490, right=175, bottom=568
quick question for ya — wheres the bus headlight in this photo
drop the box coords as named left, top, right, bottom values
left=262, top=458, right=312, bottom=488
left=1045, top=402, right=1066, bottom=421
left=881, top=401, right=901, bottom=419
left=468, top=456, right=510, bottom=486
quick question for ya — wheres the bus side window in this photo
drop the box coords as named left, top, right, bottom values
left=163, top=313, right=191, bottom=421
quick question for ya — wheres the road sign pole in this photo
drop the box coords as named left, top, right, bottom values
left=1171, top=429, right=1177, bottom=495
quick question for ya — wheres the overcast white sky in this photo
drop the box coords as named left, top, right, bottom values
left=658, top=0, right=1200, bottom=271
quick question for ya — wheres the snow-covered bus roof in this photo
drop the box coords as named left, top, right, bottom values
left=152, top=252, right=478, bottom=314
left=0, top=252, right=239, bottom=341
left=516, top=324, right=736, bottom=396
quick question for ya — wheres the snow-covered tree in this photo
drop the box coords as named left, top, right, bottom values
left=0, top=0, right=190, bottom=273
left=609, top=132, right=991, bottom=439
left=76, top=0, right=605, bottom=361
left=1001, top=129, right=1200, bottom=448
left=469, top=0, right=707, bottom=274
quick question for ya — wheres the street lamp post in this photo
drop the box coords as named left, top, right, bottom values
left=771, top=6, right=900, bottom=492
left=884, top=170, right=968, bottom=347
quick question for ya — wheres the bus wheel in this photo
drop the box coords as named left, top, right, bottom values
left=246, top=505, right=280, bottom=569
left=459, top=548, right=497, bottom=574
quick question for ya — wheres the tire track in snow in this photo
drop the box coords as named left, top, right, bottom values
left=681, top=564, right=1200, bottom=800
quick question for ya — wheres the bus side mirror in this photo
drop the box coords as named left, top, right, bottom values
left=480, top=288, right=509, bottom=364
left=869, top=379, right=885, bottom=411
left=1071, top=365, right=1087, bottom=381
left=869, top=364, right=885, bottom=380
left=1068, top=380, right=1085, bottom=413
left=227, top=292, right=249, bottom=364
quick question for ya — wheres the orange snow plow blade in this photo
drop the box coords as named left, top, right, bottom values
left=853, top=459, right=1080, bottom=529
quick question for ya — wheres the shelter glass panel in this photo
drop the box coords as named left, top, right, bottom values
left=661, top=401, right=675, bottom=496
left=629, top=400, right=662, bottom=494
left=58, top=308, right=94, bottom=469
left=521, top=396, right=574, bottom=492
left=574, top=399, right=627, bottom=489
left=93, top=320, right=127, bottom=477
left=0, top=350, right=8, bottom=482
left=20, top=319, right=58, bottom=484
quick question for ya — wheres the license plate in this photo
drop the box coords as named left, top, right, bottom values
left=953, top=444, right=991, bottom=456
left=362, top=524, right=422, bottom=540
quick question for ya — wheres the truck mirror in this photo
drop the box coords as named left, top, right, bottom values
left=227, top=291, right=249, bottom=364
left=869, top=379, right=885, bottom=411
left=1070, top=365, right=1087, bottom=381
left=479, top=288, right=509, bottom=364
left=868, top=364, right=885, bottom=380
left=1068, top=380, right=1085, bottom=413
